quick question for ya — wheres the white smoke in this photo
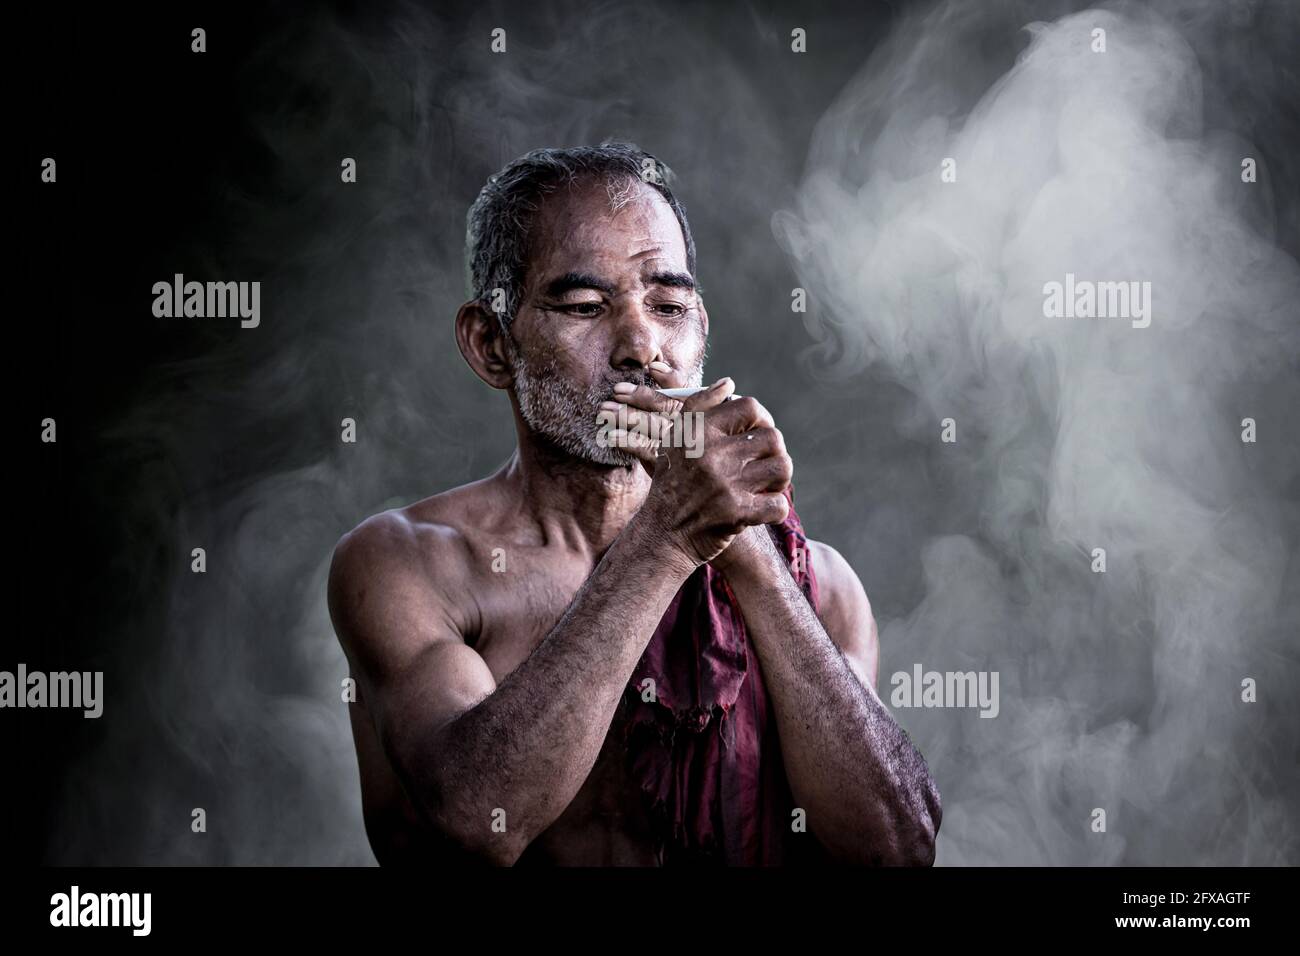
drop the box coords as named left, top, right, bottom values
left=775, top=1, right=1300, bottom=863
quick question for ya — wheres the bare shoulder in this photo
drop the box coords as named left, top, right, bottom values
left=806, top=538, right=879, bottom=688
left=329, top=503, right=468, bottom=606
left=327, top=485, right=490, bottom=672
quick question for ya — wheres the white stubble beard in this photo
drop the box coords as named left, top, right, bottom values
left=506, top=326, right=705, bottom=468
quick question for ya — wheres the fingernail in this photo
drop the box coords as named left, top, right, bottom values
left=599, top=400, right=621, bottom=411
left=649, top=361, right=672, bottom=373
left=613, top=382, right=637, bottom=394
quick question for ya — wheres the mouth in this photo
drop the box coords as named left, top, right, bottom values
left=600, top=372, right=654, bottom=400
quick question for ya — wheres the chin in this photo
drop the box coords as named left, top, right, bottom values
left=539, top=425, right=640, bottom=470
left=582, top=445, right=641, bottom=470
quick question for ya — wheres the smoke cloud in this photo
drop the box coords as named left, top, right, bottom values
left=775, top=0, right=1300, bottom=863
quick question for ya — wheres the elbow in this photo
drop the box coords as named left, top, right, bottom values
left=424, top=785, right=532, bottom=867
left=361, top=789, right=528, bottom=867
left=863, top=775, right=941, bottom=867
left=898, top=775, right=942, bottom=867
left=828, top=797, right=941, bottom=867
left=899, top=820, right=937, bottom=867
left=451, top=832, right=527, bottom=867
left=385, top=725, right=533, bottom=866
left=870, top=816, right=937, bottom=868
left=456, top=825, right=529, bottom=867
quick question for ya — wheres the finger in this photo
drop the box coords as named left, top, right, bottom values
left=680, top=377, right=736, bottom=413
left=612, top=380, right=688, bottom=415
left=599, top=403, right=676, bottom=442
left=724, top=425, right=785, bottom=459
left=596, top=408, right=655, bottom=452
left=600, top=428, right=660, bottom=464
left=647, top=360, right=688, bottom=391
left=739, top=453, right=793, bottom=494
left=748, top=490, right=791, bottom=526
left=709, top=396, right=774, bottom=435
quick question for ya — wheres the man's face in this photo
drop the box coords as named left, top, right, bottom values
left=505, top=175, right=706, bottom=467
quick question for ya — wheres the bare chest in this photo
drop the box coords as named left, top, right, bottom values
left=465, top=554, right=661, bottom=865
left=465, top=553, right=587, bottom=675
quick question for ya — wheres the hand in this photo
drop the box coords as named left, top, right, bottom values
left=594, top=359, right=687, bottom=470
left=609, top=367, right=793, bottom=568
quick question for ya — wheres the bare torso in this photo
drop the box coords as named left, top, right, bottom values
left=348, top=475, right=664, bottom=865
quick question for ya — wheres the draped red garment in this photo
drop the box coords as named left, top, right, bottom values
left=620, top=486, right=834, bottom=865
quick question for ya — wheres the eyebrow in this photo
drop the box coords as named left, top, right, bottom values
left=644, top=270, right=696, bottom=292
left=541, top=272, right=617, bottom=298
left=540, top=269, right=697, bottom=298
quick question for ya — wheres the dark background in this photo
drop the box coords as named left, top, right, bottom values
left=12, top=0, right=1300, bottom=865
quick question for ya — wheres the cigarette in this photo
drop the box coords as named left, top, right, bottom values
left=655, top=386, right=742, bottom=400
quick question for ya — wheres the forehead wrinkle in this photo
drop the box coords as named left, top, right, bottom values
left=527, top=188, right=686, bottom=292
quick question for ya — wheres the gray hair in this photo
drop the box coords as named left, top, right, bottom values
left=465, top=142, right=697, bottom=331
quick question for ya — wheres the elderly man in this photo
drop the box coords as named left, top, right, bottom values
left=328, top=143, right=941, bottom=866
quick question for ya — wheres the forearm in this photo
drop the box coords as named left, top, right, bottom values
left=724, top=529, right=940, bottom=865
left=421, top=511, right=696, bottom=863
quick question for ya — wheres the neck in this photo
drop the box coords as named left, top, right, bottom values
left=501, top=421, right=652, bottom=558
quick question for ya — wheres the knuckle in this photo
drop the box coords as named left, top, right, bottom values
left=746, top=397, right=773, bottom=423
left=752, top=426, right=780, bottom=452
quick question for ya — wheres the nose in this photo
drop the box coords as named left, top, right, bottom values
left=607, top=299, right=663, bottom=372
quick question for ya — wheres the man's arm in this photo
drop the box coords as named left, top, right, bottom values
left=328, top=507, right=696, bottom=866
left=717, top=527, right=942, bottom=865
left=614, top=374, right=941, bottom=864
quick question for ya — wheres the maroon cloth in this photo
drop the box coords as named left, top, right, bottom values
left=620, top=487, right=832, bottom=865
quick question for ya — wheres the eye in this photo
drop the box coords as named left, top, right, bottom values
left=652, top=302, right=686, bottom=317
left=563, top=302, right=604, bottom=317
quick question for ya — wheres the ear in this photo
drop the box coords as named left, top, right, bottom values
left=455, top=300, right=515, bottom=390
